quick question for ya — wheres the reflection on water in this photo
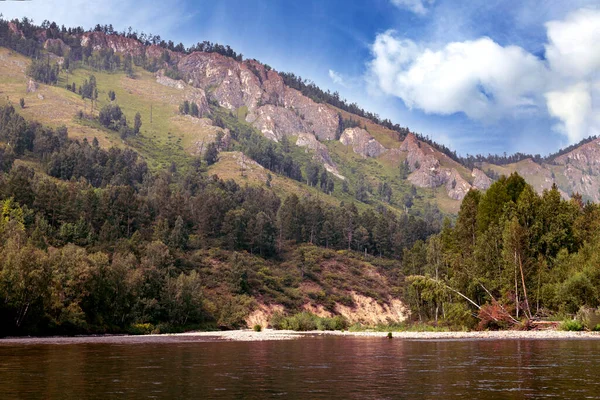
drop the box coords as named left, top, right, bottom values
left=1, top=337, right=599, bottom=399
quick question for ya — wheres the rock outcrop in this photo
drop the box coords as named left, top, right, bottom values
left=472, top=168, right=492, bottom=190
left=8, top=22, right=22, bottom=37
left=296, top=133, right=344, bottom=179
left=399, top=133, right=438, bottom=171
left=555, top=139, right=600, bottom=174
left=26, top=78, right=38, bottom=93
left=339, top=127, right=386, bottom=158
left=245, top=105, right=308, bottom=142
left=81, top=32, right=146, bottom=57
left=399, top=133, right=475, bottom=200
left=178, top=52, right=339, bottom=141
left=156, top=72, right=210, bottom=117
left=73, top=33, right=340, bottom=171
left=44, top=38, right=70, bottom=56
left=178, top=52, right=263, bottom=111
left=443, top=169, right=472, bottom=200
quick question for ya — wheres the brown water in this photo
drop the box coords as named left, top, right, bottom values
left=1, top=336, right=599, bottom=399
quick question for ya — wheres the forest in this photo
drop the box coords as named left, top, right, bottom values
left=402, top=174, right=600, bottom=329
left=0, top=105, right=435, bottom=336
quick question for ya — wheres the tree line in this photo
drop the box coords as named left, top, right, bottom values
left=0, top=106, right=440, bottom=335
left=402, top=173, right=600, bottom=329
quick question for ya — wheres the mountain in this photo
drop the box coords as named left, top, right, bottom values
left=1, top=18, right=600, bottom=335
left=71, top=30, right=600, bottom=205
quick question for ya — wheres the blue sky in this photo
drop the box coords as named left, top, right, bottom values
left=3, top=0, right=600, bottom=156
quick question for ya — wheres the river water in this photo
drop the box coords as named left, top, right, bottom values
left=1, top=336, right=599, bottom=399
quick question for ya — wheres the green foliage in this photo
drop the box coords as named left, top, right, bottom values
left=179, top=100, right=190, bottom=115
left=164, top=67, right=183, bottom=81
left=79, top=75, right=98, bottom=101
left=134, top=112, right=142, bottom=135
left=99, top=103, right=123, bottom=128
left=399, top=169, right=600, bottom=329
left=270, top=312, right=348, bottom=331
left=253, top=324, right=262, bottom=332
left=128, top=323, right=155, bottom=335
left=27, top=57, right=59, bottom=84
left=560, top=320, right=584, bottom=331
left=203, top=142, right=219, bottom=166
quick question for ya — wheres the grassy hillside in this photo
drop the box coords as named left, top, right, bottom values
left=0, top=44, right=461, bottom=216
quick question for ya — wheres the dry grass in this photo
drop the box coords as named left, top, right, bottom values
left=209, top=151, right=341, bottom=206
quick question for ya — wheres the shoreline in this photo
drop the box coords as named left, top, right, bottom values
left=1, top=329, right=600, bottom=345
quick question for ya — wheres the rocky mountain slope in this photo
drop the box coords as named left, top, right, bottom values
left=63, top=31, right=508, bottom=203
left=482, top=138, right=600, bottom=202
left=7, top=27, right=600, bottom=208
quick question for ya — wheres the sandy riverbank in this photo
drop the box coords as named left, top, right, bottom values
left=1, top=329, right=600, bottom=345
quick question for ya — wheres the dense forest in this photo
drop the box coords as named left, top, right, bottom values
left=0, top=105, right=436, bottom=336
left=402, top=174, right=600, bottom=329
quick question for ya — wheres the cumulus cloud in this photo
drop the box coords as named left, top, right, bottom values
left=390, top=0, right=435, bottom=16
left=545, top=9, right=600, bottom=79
left=369, top=31, right=546, bottom=119
left=368, top=8, right=600, bottom=144
left=542, top=9, right=600, bottom=142
left=545, top=83, right=595, bottom=143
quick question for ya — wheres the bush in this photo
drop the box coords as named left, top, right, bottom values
left=270, top=312, right=348, bottom=331
left=128, top=323, right=155, bottom=335
left=560, top=320, right=584, bottom=331
left=576, top=307, right=600, bottom=329
left=253, top=324, right=262, bottom=332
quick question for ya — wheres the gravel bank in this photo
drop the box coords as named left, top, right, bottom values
left=2, top=329, right=600, bottom=345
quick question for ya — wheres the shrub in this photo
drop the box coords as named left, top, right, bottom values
left=253, top=324, right=262, bottom=332
left=560, top=320, right=584, bottom=331
left=576, top=307, right=600, bottom=329
left=285, top=312, right=318, bottom=331
left=270, top=312, right=348, bottom=331
left=128, top=323, right=155, bottom=335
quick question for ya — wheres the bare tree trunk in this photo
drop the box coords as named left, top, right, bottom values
left=519, top=254, right=533, bottom=319
left=515, top=250, right=519, bottom=319
left=537, top=265, right=542, bottom=314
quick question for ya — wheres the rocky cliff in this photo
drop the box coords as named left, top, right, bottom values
left=397, top=133, right=474, bottom=200
left=67, top=31, right=600, bottom=203
left=339, top=127, right=386, bottom=158
left=296, top=133, right=344, bottom=179
left=472, top=168, right=493, bottom=190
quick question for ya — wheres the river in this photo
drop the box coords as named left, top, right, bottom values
left=1, top=336, right=599, bottom=399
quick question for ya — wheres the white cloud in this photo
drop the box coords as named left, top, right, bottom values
left=391, top=0, right=435, bottom=16
left=545, top=83, right=595, bottom=143
left=545, top=8, right=600, bottom=79
left=542, top=9, right=600, bottom=142
left=368, top=8, right=600, bottom=145
left=369, top=31, right=546, bottom=120
left=329, top=69, right=347, bottom=87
